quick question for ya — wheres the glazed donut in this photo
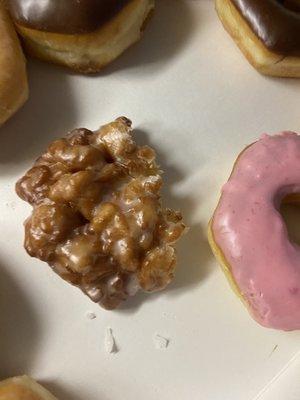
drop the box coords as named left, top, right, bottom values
left=15, top=117, right=186, bottom=310
left=209, top=132, right=300, bottom=331
left=6, top=0, right=155, bottom=73
left=0, top=2, right=28, bottom=125
left=215, top=0, right=300, bottom=78
left=0, top=376, right=58, bottom=399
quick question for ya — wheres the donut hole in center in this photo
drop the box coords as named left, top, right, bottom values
left=280, top=194, right=300, bottom=246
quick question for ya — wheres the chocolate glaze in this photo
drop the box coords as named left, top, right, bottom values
left=7, top=0, right=130, bottom=34
left=231, top=0, right=300, bottom=56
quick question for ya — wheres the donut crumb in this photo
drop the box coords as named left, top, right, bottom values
left=154, top=333, right=169, bottom=349
left=86, top=311, right=96, bottom=320
left=104, top=327, right=117, bottom=354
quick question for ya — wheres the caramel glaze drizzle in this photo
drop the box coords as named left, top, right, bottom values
left=231, top=0, right=300, bottom=56
left=6, top=0, right=130, bottom=34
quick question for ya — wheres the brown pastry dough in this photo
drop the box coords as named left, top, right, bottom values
left=7, top=0, right=155, bottom=73
left=0, top=376, right=58, bottom=400
left=0, top=2, right=28, bottom=125
left=216, top=0, right=300, bottom=77
left=16, top=117, right=186, bottom=310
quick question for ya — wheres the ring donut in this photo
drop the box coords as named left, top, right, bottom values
left=6, top=0, right=155, bottom=73
left=215, top=0, right=300, bottom=78
left=0, top=2, right=28, bottom=125
left=209, top=132, right=300, bottom=331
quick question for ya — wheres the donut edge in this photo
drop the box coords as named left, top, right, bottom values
left=13, top=0, right=155, bottom=74
left=0, top=376, right=58, bottom=400
left=215, top=0, right=300, bottom=78
left=0, top=3, right=28, bottom=126
left=207, top=145, right=255, bottom=317
left=208, top=218, right=245, bottom=302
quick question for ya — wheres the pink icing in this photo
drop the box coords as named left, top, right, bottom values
left=212, top=132, right=300, bottom=330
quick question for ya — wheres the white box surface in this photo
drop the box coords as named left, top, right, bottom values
left=0, top=1, right=299, bottom=399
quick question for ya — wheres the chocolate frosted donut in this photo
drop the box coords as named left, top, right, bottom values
left=215, top=0, right=300, bottom=77
left=7, top=0, right=155, bottom=73
left=7, top=0, right=130, bottom=34
left=231, top=0, right=300, bottom=56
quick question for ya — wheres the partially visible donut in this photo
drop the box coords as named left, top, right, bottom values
left=209, top=133, right=300, bottom=331
left=0, top=2, right=28, bottom=125
left=0, top=376, right=58, bottom=400
left=6, top=0, right=155, bottom=73
left=215, top=0, right=300, bottom=78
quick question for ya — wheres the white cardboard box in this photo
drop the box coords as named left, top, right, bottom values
left=0, top=1, right=299, bottom=399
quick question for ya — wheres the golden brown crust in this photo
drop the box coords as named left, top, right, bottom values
left=208, top=219, right=245, bottom=301
left=215, top=0, right=300, bottom=78
left=0, top=2, right=28, bottom=125
left=14, top=0, right=155, bottom=73
left=0, top=376, right=58, bottom=400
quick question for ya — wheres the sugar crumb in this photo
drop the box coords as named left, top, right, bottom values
left=104, top=327, right=117, bottom=354
left=154, top=333, right=169, bottom=349
left=86, top=311, right=96, bottom=320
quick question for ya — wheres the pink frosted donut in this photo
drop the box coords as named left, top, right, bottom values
left=209, top=132, right=300, bottom=331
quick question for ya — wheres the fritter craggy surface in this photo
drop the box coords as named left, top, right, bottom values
left=16, top=117, right=186, bottom=309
